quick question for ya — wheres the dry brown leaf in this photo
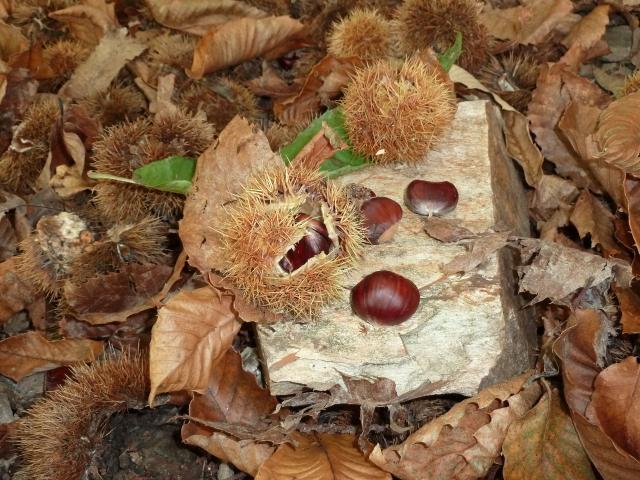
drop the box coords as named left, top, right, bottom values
left=479, top=0, right=574, bottom=45
left=148, top=286, right=242, bottom=403
left=370, top=372, right=540, bottom=480
left=518, top=239, right=631, bottom=303
left=595, top=91, right=640, bottom=175
left=145, top=0, right=267, bottom=36
left=423, top=217, right=477, bottom=243
left=0, top=257, right=36, bottom=323
left=289, top=122, right=347, bottom=169
left=563, top=5, right=610, bottom=51
left=554, top=310, right=640, bottom=478
left=615, top=285, right=640, bottom=334
left=530, top=174, right=580, bottom=222
left=49, top=0, right=119, bottom=45
left=59, top=28, right=146, bottom=100
left=569, top=190, right=624, bottom=258
left=503, top=110, right=543, bottom=186
left=503, top=383, right=596, bottom=480
left=586, top=356, right=640, bottom=459
left=256, top=432, right=391, bottom=480
left=449, top=65, right=516, bottom=112
left=442, top=231, right=510, bottom=274
left=0, top=331, right=103, bottom=381
left=274, top=55, right=359, bottom=126
left=181, top=349, right=278, bottom=475
left=0, top=69, right=38, bottom=154
left=179, top=116, right=281, bottom=274
left=188, top=16, right=305, bottom=79
left=63, top=263, right=173, bottom=325
left=246, top=63, right=301, bottom=98
left=0, top=21, right=28, bottom=63
left=624, top=175, right=640, bottom=250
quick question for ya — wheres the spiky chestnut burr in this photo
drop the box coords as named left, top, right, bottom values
left=147, top=32, right=197, bottom=70
left=16, top=212, right=94, bottom=296
left=327, top=8, right=394, bottom=62
left=396, top=0, right=489, bottom=73
left=218, top=163, right=365, bottom=318
left=92, top=109, right=213, bottom=223
left=621, top=70, right=640, bottom=97
left=341, top=57, right=456, bottom=164
left=13, top=350, right=148, bottom=480
left=79, top=84, right=147, bottom=127
left=179, top=78, right=259, bottom=131
left=0, top=96, right=59, bottom=194
left=42, top=39, right=90, bottom=81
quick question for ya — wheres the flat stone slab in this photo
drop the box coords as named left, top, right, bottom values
left=257, top=100, right=536, bottom=399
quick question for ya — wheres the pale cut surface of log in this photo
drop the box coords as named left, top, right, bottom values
left=257, top=100, right=536, bottom=399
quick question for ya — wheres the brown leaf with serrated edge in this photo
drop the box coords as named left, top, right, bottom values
left=479, top=0, right=574, bottom=45
left=0, top=257, right=36, bottom=323
left=188, top=16, right=306, bottom=79
left=145, top=0, right=267, bottom=36
left=595, top=92, right=640, bottom=175
left=59, top=29, right=146, bottom=100
left=148, top=286, right=242, bottom=403
left=615, top=286, right=640, bottom=334
left=181, top=349, right=277, bottom=476
left=586, top=356, right=640, bottom=458
left=553, top=309, right=640, bottom=479
left=255, top=432, right=391, bottom=480
left=517, top=238, right=630, bottom=304
left=503, top=110, right=543, bottom=186
left=503, top=382, right=596, bottom=480
left=569, top=190, right=624, bottom=258
left=562, top=5, right=610, bottom=51
left=179, top=116, right=281, bottom=275
left=370, top=372, right=540, bottom=480
left=0, top=331, right=103, bottom=381
left=63, top=263, right=173, bottom=325
left=274, top=55, right=359, bottom=126
left=49, top=0, right=119, bottom=45
left=423, top=217, right=477, bottom=243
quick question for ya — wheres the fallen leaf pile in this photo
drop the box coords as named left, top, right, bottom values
left=1, top=0, right=640, bottom=479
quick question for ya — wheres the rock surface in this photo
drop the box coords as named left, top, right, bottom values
left=257, top=100, right=536, bottom=400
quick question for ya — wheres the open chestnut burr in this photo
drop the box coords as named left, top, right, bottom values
left=360, top=197, right=403, bottom=244
left=351, top=270, right=420, bottom=325
left=404, top=180, right=458, bottom=216
left=279, top=214, right=332, bottom=273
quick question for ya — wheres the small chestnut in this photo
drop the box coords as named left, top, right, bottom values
left=279, top=215, right=331, bottom=273
left=404, top=180, right=458, bottom=216
left=360, top=197, right=403, bottom=244
left=350, top=270, right=420, bottom=325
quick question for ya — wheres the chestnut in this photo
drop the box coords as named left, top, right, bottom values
left=404, top=180, right=458, bottom=216
left=279, top=215, right=331, bottom=273
left=360, top=197, right=403, bottom=244
left=351, top=270, right=420, bottom=325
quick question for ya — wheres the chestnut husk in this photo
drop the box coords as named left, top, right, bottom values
left=279, top=215, right=331, bottom=273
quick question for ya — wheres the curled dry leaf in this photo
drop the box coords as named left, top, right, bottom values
left=0, top=331, right=103, bottom=381
left=0, top=257, right=36, bottom=323
left=595, top=91, right=640, bottom=175
left=442, top=231, right=510, bottom=275
left=49, top=0, right=119, bottom=45
left=625, top=175, right=640, bottom=253
left=255, top=432, right=391, bottom=480
left=615, top=285, right=640, bottom=334
left=479, top=0, right=574, bottom=45
left=370, top=372, right=541, bottom=480
left=179, top=116, right=281, bottom=274
left=518, top=239, right=631, bottom=304
left=0, top=21, right=28, bottom=63
left=59, top=28, right=146, bottom=100
left=554, top=309, right=640, bottom=479
left=148, top=286, right=242, bottom=403
left=569, top=190, right=624, bottom=258
left=274, top=55, right=360, bottom=126
left=145, top=0, right=267, bottom=36
left=503, top=110, right=543, bottom=187
left=586, top=356, right=640, bottom=459
left=562, top=5, right=610, bottom=51
left=503, top=382, right=596, bottom=480
left=188, top=16, right=306, bottom=79
left=423, top=217, right=477, bottom=243
left=182, top=349, right=278, bottom=476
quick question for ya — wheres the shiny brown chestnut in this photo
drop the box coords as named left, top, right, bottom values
left=279, top=215, right=331, bottom=273
left=350, top=270, right=420, bottom=325
left=404, top=180, right=458, bottom=216
left=360, top=197, right=403, bottom=244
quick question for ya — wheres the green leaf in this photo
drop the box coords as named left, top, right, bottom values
left=280, top=107, right=369, bottom=177
left=132, top=156, right=196, bottom=194
left=437, top=31, right=463, bottom=72
left=89, top=155, right=197, bottom=195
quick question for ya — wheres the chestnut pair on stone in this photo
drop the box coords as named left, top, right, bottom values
left=352, top=180, right=459, bottom=326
